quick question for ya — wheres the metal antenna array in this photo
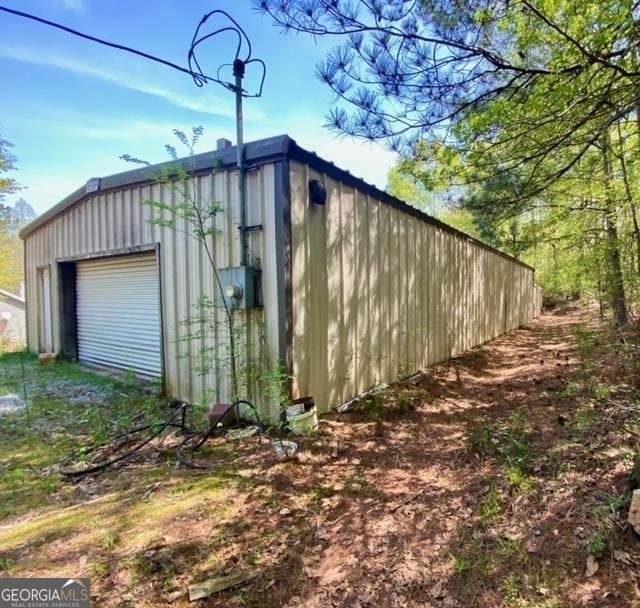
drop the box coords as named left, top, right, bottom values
left=188, top=10, right=267, bottom=267
left=0, top=6, right=266, bottom=266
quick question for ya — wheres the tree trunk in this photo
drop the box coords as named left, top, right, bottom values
left=615, top=121, right=640, bottom=275
left=602, top=134, right=629, bottom=326
left=597, top=275, right=605, bottom=319
left=631, top=203, right=640, bottom=276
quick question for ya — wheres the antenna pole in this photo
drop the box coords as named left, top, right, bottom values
left=233, top=58, right=248, bottom=267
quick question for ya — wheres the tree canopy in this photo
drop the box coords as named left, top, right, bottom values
left=0, top=136, right=33, bottom=293
left=258, top=1, right=639, bottom=167
left=0, top=136, right=18, bottom=200
left=258, top=0, right=640, bottom=324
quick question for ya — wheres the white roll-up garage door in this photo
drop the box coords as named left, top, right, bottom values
left=76, top=253, right=162, bottom=378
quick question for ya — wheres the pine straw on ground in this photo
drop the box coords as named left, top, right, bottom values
left=1, top=305, right=640, bottom=607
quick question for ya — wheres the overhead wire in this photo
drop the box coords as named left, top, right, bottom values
left=0, top=4, right=266, bottom=97
left=2, top=5, right=269, bottom=471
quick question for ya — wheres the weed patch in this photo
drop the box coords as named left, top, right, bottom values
left=467, top=410, right=534, bottom=488
left=479, top=488, right=502, bottom=525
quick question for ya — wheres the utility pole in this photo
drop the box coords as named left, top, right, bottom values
left=233, top=58, right=248, bottom=267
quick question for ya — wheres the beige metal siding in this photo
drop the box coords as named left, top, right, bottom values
left=289, top=160, right=537, bottom=413
left=533, top=284, right=543, bottom=317
left=24, top=165, right=281, bottom=411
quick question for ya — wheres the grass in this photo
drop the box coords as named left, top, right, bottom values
left=584, top=493, right=629, bottom=559
left=0, top=352, right=255, bottom=606
left=0, top=556, right=16, bottom=576
left=479, top=488, right=502, bottom=525
left=571, top=403, right=597, bottom=434
left=1, top=310, right=639, bottom=607
left=451, top=531, right=565, bottom=607
left=0, top=352, right=246, bottom=558
left=451, top=534, right=530, bottom=596
left=467, top=409, right=536, bottom=493
left=0, top=353, right=173, bottom=520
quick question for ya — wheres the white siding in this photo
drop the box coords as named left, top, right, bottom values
left=0, top=298, right=26, bottom=344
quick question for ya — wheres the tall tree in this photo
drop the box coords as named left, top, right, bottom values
left=257, top=0, right=640, bottom=168
left=258, top=0, right=640, bottom=324
left=0, top=136, right=18, bottom=200
left=0, top=198, right=35, bottom=293
left=0, top=137, right=32, bottom=293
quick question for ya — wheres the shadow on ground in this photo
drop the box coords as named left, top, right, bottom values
left=1, top=305, right=639, bottom=608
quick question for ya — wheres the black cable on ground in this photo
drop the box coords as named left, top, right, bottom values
left=60, top=403, right=187, bottom=478
left=60, top=399, right=264, bottom=476
left=176, top=399, right=263, bottom=470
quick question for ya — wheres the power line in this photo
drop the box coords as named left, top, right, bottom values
left=0, top=4, right=265, bottom=95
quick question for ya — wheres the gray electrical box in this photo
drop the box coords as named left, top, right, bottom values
left=217, top=266, right=261, bottom=309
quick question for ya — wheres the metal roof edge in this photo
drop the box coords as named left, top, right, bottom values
left=19, top=134, right=291, bottom=239
left=285, top=138, right=534, bottom=272
left=0, top=287, right=25, bottom=305
left=20, top=131, right=533, bottom=272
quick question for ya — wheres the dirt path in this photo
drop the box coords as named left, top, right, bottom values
left=244, top=305, right=637, bottom=608
left=3, top=306, right=638, bottom=607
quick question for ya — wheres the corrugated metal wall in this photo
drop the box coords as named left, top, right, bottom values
left=289, top=161, right=538, bottom=413
left=24, top=164, right=281, bottom=409
left=534, top=284, right=543, bottom=317
left=76, top=254, right=162, bottom=377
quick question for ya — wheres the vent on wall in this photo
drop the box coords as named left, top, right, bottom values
left=86, top=178, right=101, bottom=193
left=309, top=179, right=327, bottom=205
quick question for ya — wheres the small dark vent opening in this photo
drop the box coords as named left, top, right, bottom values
left=309, top=179, right=327, bottom=205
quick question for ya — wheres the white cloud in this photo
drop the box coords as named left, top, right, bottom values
left=294, top=131, right=397, bottom=191
left=239, top=119, right=398, bottom=191
left=58, top=0, right=87, bottom=13
left=54, top=120, right=188, bottom=141
left=0, top=46, right=265, bottom=121
left=17, top=124, right=397, bottom=215
left=7, top=176, right=84, bottom=215
left=11, top=119, right=240, bottom=212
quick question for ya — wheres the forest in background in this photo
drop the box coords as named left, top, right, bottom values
left=259, top=0, right=640, bottom=325
left=6, top=0, right=640, bottom=323
left=0, top=136, right=34, bottom=295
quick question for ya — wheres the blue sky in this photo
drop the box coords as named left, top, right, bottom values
left=0, top=0, right=397, bottom=215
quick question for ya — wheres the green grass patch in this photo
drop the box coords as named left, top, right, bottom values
left=479, top=488, right=502, bottom=525
left=452, top=534, right=563, bottom=607
left=0, top=352, right=168, bottom=519
left=467, top=410, right=536, bottom=491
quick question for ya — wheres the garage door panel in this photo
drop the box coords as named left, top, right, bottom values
left=76, top=253, right=162, bottom=378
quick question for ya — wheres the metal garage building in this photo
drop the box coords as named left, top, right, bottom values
left=20, top=135, right=541, bottom=418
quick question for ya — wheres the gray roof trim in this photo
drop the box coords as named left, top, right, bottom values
left=19, top=135, right=290, bottom=239
left=284, top=138, right=534, bottom=272
left=0, top=287, right=25, bottom=306
left=19, top=133, right=533, bottom=271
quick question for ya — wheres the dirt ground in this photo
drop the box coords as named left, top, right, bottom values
left=1, top=305, right=640, bottom=607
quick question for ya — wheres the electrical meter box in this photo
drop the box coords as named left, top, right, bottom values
left=217, top=266, right=261, bottom=309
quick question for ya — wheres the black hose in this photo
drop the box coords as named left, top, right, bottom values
left=60, top=403, right=187, bottom=478
left=60, top=399, right=263, bottom=477
left=176, top=399, right=263, bottom=470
